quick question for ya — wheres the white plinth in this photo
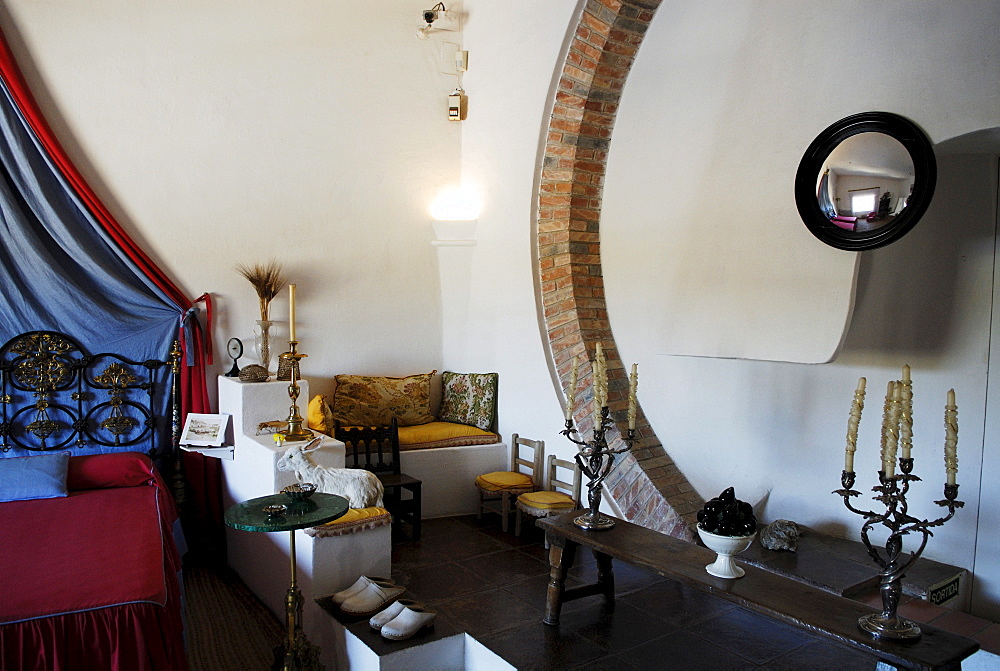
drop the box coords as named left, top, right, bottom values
left=218, top=375, right=391, bottom=669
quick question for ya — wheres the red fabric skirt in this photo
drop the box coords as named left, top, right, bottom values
left=0, top=486, right=187, bottom=670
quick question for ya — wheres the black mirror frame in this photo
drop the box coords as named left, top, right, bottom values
left=795, top=112, right=936, bottom=251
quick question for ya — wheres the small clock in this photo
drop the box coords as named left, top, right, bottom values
left=225, top=337, right=243, bottom=377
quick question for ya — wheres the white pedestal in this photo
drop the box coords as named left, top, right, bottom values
left=217, top=375, right=392, bottom=669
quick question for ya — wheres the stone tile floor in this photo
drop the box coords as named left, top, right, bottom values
left=356, top=513, right=998, bottom=670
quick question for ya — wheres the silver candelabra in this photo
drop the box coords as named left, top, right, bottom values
left=561, top=406, right=635, bottom=530
left=834, top=369, right=963, bottom=640
left=835, top=464, right=963, bottom=639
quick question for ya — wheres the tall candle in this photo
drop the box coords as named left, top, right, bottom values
left=879, top=380, right=893, bottom=473
left=944, top=389, right=958, bottom=486
left=885, top=382, right=901, bottom=477
left=593, top=343, right=606, bottom=427
left=288, top=284, right=297, bottom=342
left=899, top=365, right=913, bottom=459
left=627, top=363, right=638, bottom=431
left=845, top=377, right=866, bottom=472
left=565, top=355, right=579, bottom=421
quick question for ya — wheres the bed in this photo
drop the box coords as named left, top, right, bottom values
left=0, top=331, right=188, bottom=671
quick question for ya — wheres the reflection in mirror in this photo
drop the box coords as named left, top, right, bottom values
left=796, top=112, right=935, bottom=251
left=819, top=133, right=914, bottom=232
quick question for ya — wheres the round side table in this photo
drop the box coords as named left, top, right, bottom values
left=225, top=492, right=348, bottom=671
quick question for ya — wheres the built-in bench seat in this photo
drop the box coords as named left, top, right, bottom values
left=307, top=371, right=508, bottom=516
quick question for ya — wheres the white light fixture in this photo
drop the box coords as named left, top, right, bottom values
left=429, top=184, right=481, bottom=221
left=430, top=184, right=480, bottom=247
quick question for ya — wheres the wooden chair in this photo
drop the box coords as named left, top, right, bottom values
left=474, top=434, right=543, bottom=532
left=335, top=417, right=422, bottom=541
left=515, top=455, right=582, bottom=538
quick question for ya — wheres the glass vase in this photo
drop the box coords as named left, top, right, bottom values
left=255, top=320, right=273, bottom=372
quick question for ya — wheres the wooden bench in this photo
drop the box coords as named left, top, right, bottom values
left=538, top=512, right=979, bottom=671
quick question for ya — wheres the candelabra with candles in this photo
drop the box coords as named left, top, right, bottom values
left=560, top=343, right=638, bottom=531
left=279, top=284, right=313, bottom=442
left=834, top=366, right=963, bottom=640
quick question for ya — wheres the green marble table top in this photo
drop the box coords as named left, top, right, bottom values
left=225, top=492, right=349, bottom=532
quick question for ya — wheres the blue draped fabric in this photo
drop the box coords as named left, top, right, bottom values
left=0, top=76, right=180, bottom=457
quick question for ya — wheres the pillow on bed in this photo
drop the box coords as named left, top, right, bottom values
left=438, top=371, right=498, bottom=430
left=332, top=372, right=436, bottom=427
left=67, top=452, right=154, bottom=490
left=0, top=452, right=70, bottom=502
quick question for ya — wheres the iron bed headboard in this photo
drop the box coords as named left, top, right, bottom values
left=0, top=330, right=183, bottom=498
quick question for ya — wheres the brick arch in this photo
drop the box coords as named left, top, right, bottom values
left=536, top=0, right=702, bottom=537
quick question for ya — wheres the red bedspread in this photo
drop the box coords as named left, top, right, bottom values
left=0, top=479, right=186, bottom=670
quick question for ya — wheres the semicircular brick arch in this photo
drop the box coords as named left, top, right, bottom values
left=536, top=0, right=702, bottom=538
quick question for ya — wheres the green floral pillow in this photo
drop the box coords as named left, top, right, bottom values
left=332, top=372, right=436, bottom=427
left=439, top=372, right=498, bottom=431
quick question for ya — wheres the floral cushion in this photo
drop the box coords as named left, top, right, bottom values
left=438, top=371, right=498, bottom=430
left=332, top=372, right=436, bottom=427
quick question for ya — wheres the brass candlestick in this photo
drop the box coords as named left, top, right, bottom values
left=279, top=341, right=312, bottom=442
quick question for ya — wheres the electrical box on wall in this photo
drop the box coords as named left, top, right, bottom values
left=448, top=89, right=467, bottom=121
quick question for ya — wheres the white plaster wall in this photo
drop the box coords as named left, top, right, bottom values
left=597, top=0, right=1000, bottom=616
left=460, top=0, right=1000, bottom=618
left=0, top=0, right=462, bottom=401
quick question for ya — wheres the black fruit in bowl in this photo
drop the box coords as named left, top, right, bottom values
left=697, top=487, right=757, bottom=537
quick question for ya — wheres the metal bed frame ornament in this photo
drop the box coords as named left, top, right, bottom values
left=0, top=330, right=183, bottom=501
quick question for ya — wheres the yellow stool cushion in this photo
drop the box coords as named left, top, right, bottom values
left=517, top=491, right=577, bottom=510
left=475, top=471, right=534, bottom=492
left=306, top=506, right=391, bottom=538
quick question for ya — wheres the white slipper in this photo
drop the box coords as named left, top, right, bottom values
left=331, top=576, right=395, bottom=606
left=380, top=605, right=437, bottom=640
left=369, top=599, right=424, bottom=630
left=340, top=581, right=406, bottom=616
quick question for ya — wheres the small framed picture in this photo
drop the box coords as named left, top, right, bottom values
left=180, top=413, right=230, bottom=447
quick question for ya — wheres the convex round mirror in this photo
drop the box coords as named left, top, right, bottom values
left=795, top=112, right=936, bottom=251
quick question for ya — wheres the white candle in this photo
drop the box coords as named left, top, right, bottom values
left=944, top=389, right=958, bottom=486
left=593, top=343, right=606, bottom=427
left=885, top=382, right=901, bottom=477
left=628, top=363, right=638, bottom=431
left=288, top=284, right=297, bottom=342
left=565, top=355, right=579, bottom=421
left=879, top=380, right=893, bottom=473
left=845, top=377, right=866, bottom=472
left=900, top=365, right=913, bottom=459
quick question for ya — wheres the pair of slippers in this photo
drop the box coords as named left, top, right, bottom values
left=332, top=576, right=436, bottom=640
left=333, top=576, right=404, bottom=616
left=369, top=599, right=437, bottom=640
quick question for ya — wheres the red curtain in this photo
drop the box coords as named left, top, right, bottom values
left=0, top=27, right=222, bottom=552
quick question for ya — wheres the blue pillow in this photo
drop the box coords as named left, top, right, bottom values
left=0, top=453, right=70, bottom=503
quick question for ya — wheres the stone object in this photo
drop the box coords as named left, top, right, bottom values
left=760, top=519, right=800, bottom=552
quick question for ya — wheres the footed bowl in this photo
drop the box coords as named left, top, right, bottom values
left=697, top=527, right=756, bottom=579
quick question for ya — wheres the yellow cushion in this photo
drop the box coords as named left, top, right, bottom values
left=517, top=491, right=576, bottom=510
left=316, top=506, right=390, bottom=527
left=333, top=372, right=436, bottom=427
left=308, top=394, right=333, bottom=435
left=399, top=421, right=500, bottom=450
left=475, top=471, right=534, bottom=492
